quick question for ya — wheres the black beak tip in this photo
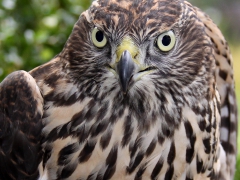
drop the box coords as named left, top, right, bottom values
left=121, top=81, right=129, bottom=94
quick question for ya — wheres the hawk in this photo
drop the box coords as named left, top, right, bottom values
left=0, top=0, right=238, bottom=179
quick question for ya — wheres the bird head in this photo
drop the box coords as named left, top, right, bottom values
left=60, top=0, right=216, bottom=103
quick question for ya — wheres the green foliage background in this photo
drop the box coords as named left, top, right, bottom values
left=0, top=0, right=239, bottom=179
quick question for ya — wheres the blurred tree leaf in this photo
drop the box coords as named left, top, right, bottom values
left=0, top=0, right=92, bottom=80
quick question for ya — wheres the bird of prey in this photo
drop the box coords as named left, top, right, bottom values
left=0, top=0, right=238, bottom=179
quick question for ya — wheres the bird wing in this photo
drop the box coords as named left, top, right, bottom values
left=0, top=70, right=44, bottom=179
left=195, top=7, right=238, bottom=180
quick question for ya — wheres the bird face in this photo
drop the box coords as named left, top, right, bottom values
left=22, top=1, right=236, bottom=179
left=61, top=0, right=215, bottom=102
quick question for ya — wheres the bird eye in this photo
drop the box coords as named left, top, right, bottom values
left=157, top=30, right=176, bottom=52
left=91, top=27, right=107, bottom=48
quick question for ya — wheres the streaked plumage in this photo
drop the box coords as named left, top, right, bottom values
left=0, top=0, right=238, bottom=180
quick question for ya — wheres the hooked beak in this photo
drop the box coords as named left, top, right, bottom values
left=116, top=50, right=135, bottom=94
left=108, top=36, right=156, bottom=94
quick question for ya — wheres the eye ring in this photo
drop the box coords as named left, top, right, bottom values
left=91, top=27, right=107, bottom=48
left=157, top=30, right=176, bottom=52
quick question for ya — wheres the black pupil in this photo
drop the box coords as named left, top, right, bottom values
left=96, top=31, right=104, bottom=42
left=162, top=35, right=171, bottom=46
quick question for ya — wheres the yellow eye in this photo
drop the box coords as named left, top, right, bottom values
left=157, top=30, right=176, bottom=52
left=91, top=27, right=107, bottom=48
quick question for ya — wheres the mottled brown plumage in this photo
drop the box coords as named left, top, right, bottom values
left=0, top=71, right=43, bottom=179
left=0, top=0, right=238, bottom=180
